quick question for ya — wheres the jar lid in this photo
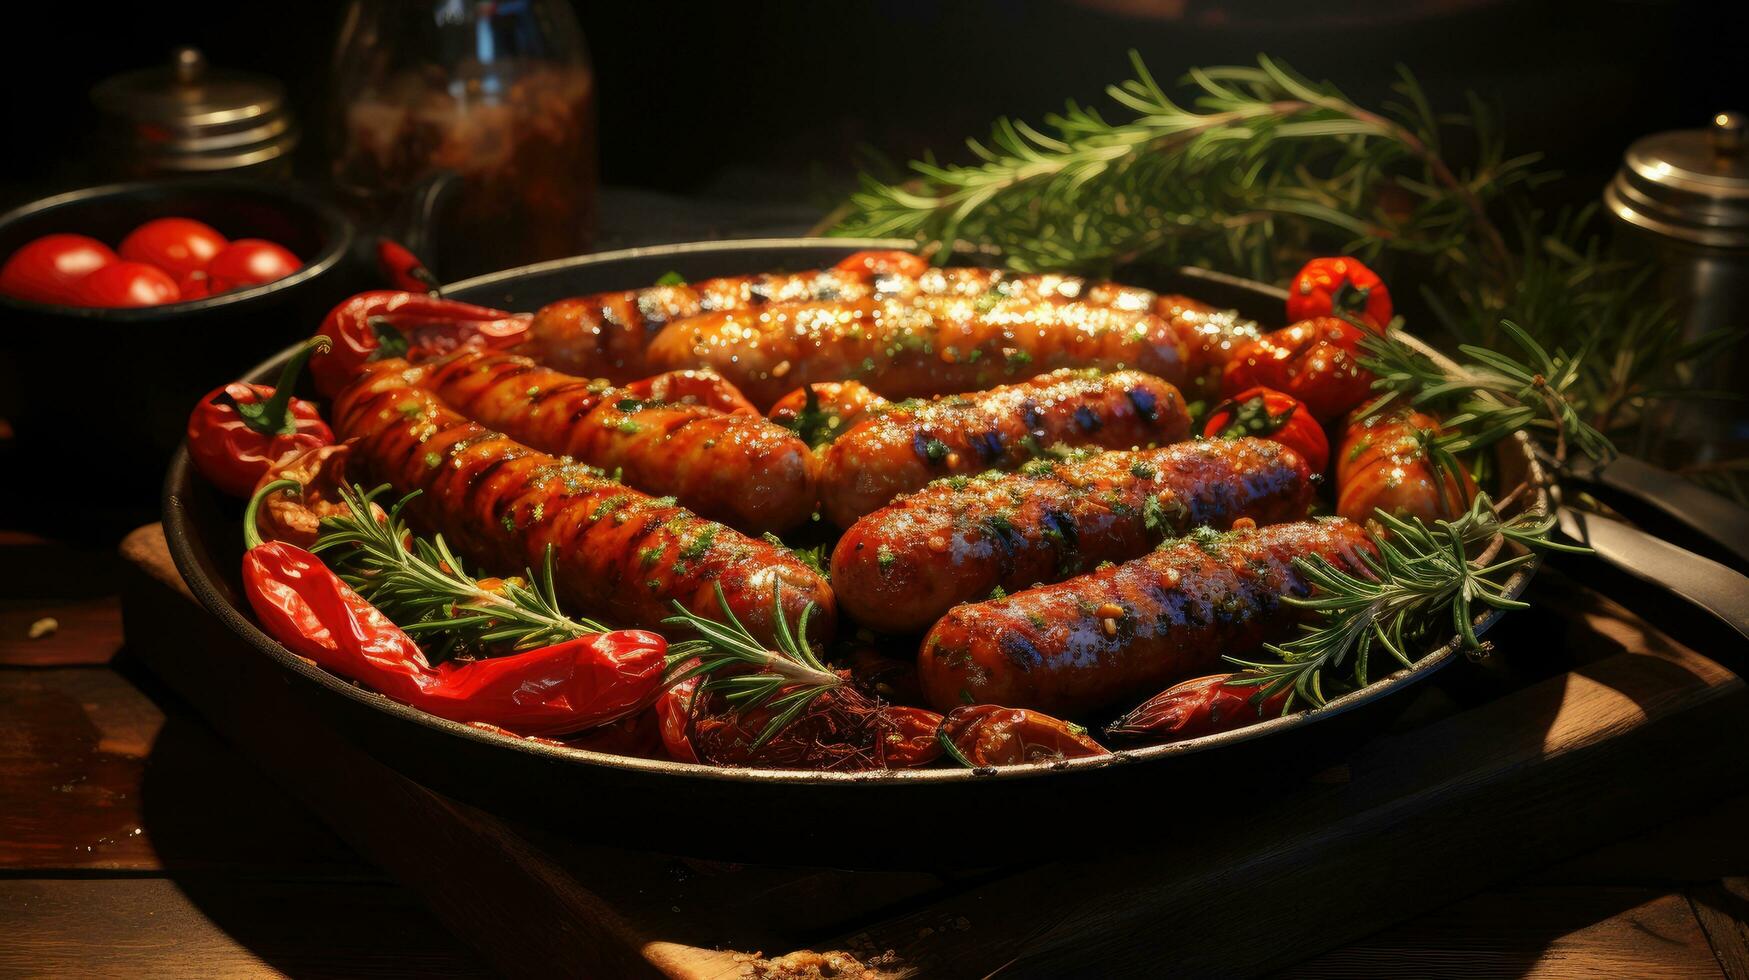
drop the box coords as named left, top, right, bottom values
left=1606, top=111, right=1749, bottom=248
left=91, top=47, right=299, bottom=173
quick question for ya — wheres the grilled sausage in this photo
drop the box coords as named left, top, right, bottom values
left=916, top=518, right=1374, bottom=715
left=832, top=438, right=1314, bottom=632
left=1335, top=406, right=1475, bottom=526
left=417, top=348, right=816, bottom=535
left=525, top=268, right=879, bottom=381
left=818, top=368, right=1190, bottom=528
left=767, top=381, right=889, bottom=447
left=330, top=360, right=836, bottom=644
left=522, top=249, right=1255, bottom=393
left=644, top=294, right=1194, bottom=407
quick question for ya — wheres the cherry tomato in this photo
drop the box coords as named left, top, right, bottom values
left=206, top=239, right=302, bottom=291
left=1107, top=674, right=1291, bottom=742
left=833, top=249, right=929, bottom=279
left=1202, top=386, right=1330, bottom=473
left=1335, top=407, right=1475, bottom=526
left=0, top=234, right=118, bottom=305
left=73, top=261, right=181, bottom=308
left=177, top=270, right=212, bottom=301
left=1221, top=317, right=1375, bottom=423
left=118, top=217, right=228, bottom=278
left=938, top=705, right=1110, bottom=767
left=1286, top=256, right=1392, bottom=331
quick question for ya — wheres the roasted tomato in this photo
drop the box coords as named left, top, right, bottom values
left=1286, top=256, right=1391, bottom=331
left=206, top=238, right=302, bottom=291
left=1221, top=317, right=1375, bottom=423
left=1202, top=386, right=1330, bottom=473
left=1335, top=407, right=1475, bottom=526
left=73, top=261, right=181, bottom=307
left=119, top=217, right=228, bottom=278
left=937, top=705, right=1110, bottom=767
left=0, top=234, right=118, bottom=304
left=1106, top=674, right=1291, bottom=742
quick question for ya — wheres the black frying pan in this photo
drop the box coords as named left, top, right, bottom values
left=162, top=239, right=1548, bottom=868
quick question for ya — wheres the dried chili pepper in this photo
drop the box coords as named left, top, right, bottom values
left=308, top=290, right=532, bottom=396
left=241, top=480, right=665, bottom=737
left=684, top=684, right=943, bottom=771
left=187, top=336, right=334, bottom=497
left=1106, top=674, right=1292, bottom=742
left=937, top=705, right=1110, bottom=767
left=1286, top=256, right=1392, bottom=331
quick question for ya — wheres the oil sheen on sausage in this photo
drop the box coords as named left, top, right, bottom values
left=330, top=359, right=836, bottom=645
left=916, top=518, right=1374, bottom=715
left=417, top=347, right=815, bottom=534
left=832, top=438, right=1313, bottom=632
left=818, top=368, right=1190, bottom=527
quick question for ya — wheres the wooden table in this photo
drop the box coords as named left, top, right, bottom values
left=4, top=526, right=1749, bottom=978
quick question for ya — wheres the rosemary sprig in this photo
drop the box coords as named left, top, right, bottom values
left=663, top=583, right=842, bottom=750
left=312, top=483, right=610, bottom=661
left=1226, top=493, right=1584, bottom=710
left=1358, top=319, right=1615, bottom=465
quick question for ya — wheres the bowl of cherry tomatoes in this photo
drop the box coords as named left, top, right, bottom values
left=0, top=177, right=357, bottom=523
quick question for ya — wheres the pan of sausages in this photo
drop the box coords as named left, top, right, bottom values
left=163, top=239, right=1548, bottom=866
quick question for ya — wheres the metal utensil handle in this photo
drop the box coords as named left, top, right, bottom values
left=1568, top=454, right=1749, bottom=568
left=1557, top=506, right=1749, bottom=641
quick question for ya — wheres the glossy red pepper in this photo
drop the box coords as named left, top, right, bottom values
left=937, top=705, right=1110, bottom=767
left=1202, top=386, right=1330, bottom=473
left=188, top=336, right=336, bottom=497
left=240, top=481, right=666, bottom=737
left=1221, top=317, right=1376, bottom=424
left=308, top=290, right=533, bottom=397
left=1106, top=674, right=1291, bottom=742
left=1286, top=256, right=1392, bottom=331
left=654, top=670, right=702, bottom=763
left=374, top=237, right=442, bottom=294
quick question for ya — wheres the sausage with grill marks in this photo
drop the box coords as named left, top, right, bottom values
left=329, top=360, right=836, bottom=645
left=817, top=368, right=1191, bottom=528
left=917, top=518, right=1374, bottom=716
left=418, top=348, right=816, bottom=534
left=832, top=437, right=1314, bottom=632
left=643, top=294, right=1193, bottom=407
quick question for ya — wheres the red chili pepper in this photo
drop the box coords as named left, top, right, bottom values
left=374, top=237, right=442, bottom=295
left=240, top=481, right=665, bottom=737
left=1221, top=317, right=1376, bottom=424
left=309, top=290, right=532, bottom=397
left=654, top=668, right=702, bottom=763
left=187, top=336, right=335, bottom=498
left=1202, top=386, right=1330, bottom=473
left=1106, top=674, right=1291, bottom=742
left=1286, top=256, right=1392, bottom=331
left=937, top=705, right=1110, bottom=767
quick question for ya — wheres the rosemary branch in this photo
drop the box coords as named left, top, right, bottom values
left=312, top=484, right=610, bottom=661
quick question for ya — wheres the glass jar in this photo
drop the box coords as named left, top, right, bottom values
left=330, top=0, right=598, bottom=279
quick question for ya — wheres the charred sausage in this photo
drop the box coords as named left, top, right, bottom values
left=916, top=518, right=1374, bottom=715
left=832, top=437, right=1313, bottom=632
left=1335, top=406, right=1475, bottom=526
left=643, top=294, right=1194, bottom=407
left=330, top=360, right=836, bottom=644
left=817, top=369, right=1190, bottom=528
left=417, top=348, right=816, bottom=535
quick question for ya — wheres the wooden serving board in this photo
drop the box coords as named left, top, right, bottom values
left=119, top=523, right=1749, bottom=978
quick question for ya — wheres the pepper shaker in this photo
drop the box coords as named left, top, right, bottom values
left=90, top=47, right=300, bottom=178
left=1606, top=111, right=1749, bottom=454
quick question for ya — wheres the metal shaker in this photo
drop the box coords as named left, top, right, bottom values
left=1606, top=111, right=1749, bottom=453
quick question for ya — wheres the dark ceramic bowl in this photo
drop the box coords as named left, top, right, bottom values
left=0, top=177, right=358, bottom=523
left=163, top=238, right=1549, bottom=867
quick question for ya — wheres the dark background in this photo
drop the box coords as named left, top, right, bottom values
left=1, top=0, right=1739, bottom=223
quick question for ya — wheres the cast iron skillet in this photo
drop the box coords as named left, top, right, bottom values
left=163, top=238, right=1549, bottom=868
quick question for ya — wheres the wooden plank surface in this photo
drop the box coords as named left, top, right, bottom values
left=0, top=597, right=121, bottom=666
left=0, top=878, right=485, bottom=979
left=108, top=523, right=1749, bottom=978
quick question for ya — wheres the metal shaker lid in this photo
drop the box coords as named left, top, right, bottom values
left=91, top=47, right=299, bottom=174
left=1606, top=112, right=1749, bottom=248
